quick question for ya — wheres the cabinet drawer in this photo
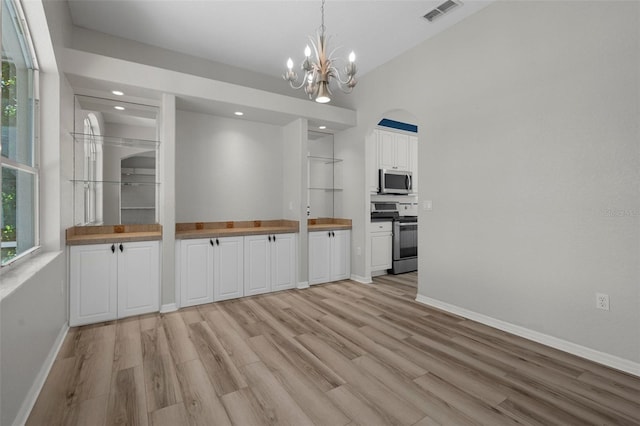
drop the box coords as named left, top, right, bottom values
left=370, top=221, right=392, bottom=233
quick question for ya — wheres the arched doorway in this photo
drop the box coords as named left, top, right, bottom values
left=365, top=109, right=420, bottom=281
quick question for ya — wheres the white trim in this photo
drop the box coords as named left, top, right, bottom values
left=350, top=274, right=372, bottom=284
left=13, top=323, right=69, bottom=426
left=415, top=295, right=640, bottom=377
left=160, top=303, right=177, bottom=313
left=296, top=281, right=310, bottom=290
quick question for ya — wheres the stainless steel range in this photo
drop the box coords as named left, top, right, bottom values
left=371, top=201, right=418, bottom=274
left=392, top=216, right=417, bottom=274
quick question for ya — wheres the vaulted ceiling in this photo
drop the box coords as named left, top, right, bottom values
left=67, top=0, right=493, bottom=83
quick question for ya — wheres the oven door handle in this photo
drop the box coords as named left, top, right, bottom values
left=397, top=223, right=417, bottom=227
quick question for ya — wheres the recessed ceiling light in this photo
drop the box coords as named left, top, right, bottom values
left=111, top=90, right=124, bottom=96
left=234, top=111, right=244, bottom=116
left=318, top=125, right=327, bottom=130
left=114, top=106, right=125, bottom=111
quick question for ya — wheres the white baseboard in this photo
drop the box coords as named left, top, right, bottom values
left=297, top=281, right=310, bottom=290
left=415, top=295, right=640, bottom=377
left=160, top=303, right=178, bottom=313
left=13, top=322, right=69, bottom=426
left=350, top=274, right=372, bottom=284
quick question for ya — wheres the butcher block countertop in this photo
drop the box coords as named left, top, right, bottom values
left=175, top=220, right=299, bottom=239
left=308, top=218, right=352, bottom=231
left=66, top=224, right=163, bottom=246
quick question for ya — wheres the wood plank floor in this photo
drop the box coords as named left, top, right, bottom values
left=28, top=272, right=640, bottom=425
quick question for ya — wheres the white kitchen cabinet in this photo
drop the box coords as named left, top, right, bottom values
left=70, top=244, right=118, bottom=326
left=378, top=130, right=410, bottom=172
left=117, top=241, right=160, bottom=318
left=179, top=238, right=214, bottom=307
left=370, top=221, right=393, bottom=272
left=214, top=236, right=244, bottom=301
left=244, top=233, right=296, bottom=296
left=309, top=229, right=350, bottom=285
left=308, top=231, right=331, bottom=285
left=179, top=236, right=245, bottom=306
left=271, top=233, right=297, bottom=292
left=70, top=240, right=159, bottom=326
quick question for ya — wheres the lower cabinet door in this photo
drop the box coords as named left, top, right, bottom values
left=214, top=237, right=244, bottom=301
left=117, top=241, right=160, bottom=318
left=70, top=244, right=118, bottom=326
left=271, top=233, right=296, bottom=292
left=244, top=235, right=271, bottom=296
left=180, top=238, right=214, bottom=308
left=309, top=231, right=331, bottom=285
left=330, top=230, right=351, bottom=281
left=371, top=232, right=392, bottom=271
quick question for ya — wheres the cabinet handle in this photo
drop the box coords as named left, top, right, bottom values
left=331, top=231, right=335, bottom=237
left=273, top=235, right=276, bottom=242
left=216, top=239, right=220, bottom=246
left=328, top=232, right=331, bottom=238
left=268, top=235, right=272, bottom=242
left=111, top=244, right=115, bottom=253
left=210, top=239, right=214, bottom=246
left=119, top=244, right=124, bottom=252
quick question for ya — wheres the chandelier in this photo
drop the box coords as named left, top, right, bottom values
left=283, top=0, right=357, bottom=103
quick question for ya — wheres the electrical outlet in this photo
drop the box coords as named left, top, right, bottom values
left=596, top=293, right=610, bottom=311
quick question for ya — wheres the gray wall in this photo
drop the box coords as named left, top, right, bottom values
left=175, top=110, right=285, bottom=222
left=341, top=1, right=639, bottom=362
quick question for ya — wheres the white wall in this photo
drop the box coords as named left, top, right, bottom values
left=282, top=119, right=308, bottom=284
left=175, top=110, right=285, bottom=222
left=343, top=0, right=640, bottom=365
left=0, top=253, right=66, bottom=426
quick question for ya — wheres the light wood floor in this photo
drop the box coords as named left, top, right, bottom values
left=28, top=272, right=640, bottom=425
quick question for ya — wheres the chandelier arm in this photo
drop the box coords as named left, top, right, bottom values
left=327, top=67, right=357, bottom=93
left=328, top=67, right=351, bottom=85
left=288, top=78, right=309, bottom=90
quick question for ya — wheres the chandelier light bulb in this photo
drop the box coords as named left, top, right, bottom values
left=304, top=45, right=311, bottom=57
left=287, top=58, right=293, bottom=70
left=349, top=51, right=356, bottom=62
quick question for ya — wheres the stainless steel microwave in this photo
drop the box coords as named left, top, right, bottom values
left=379, top=169, right=413, bottom=194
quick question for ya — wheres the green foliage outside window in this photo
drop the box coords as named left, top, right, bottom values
left=2, top=60, right=18, bottom=262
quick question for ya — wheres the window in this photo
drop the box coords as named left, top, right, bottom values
left=1, top=0, right=39, bottom=265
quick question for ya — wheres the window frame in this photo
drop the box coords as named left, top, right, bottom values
left=1, top=0, right=40, bottom=267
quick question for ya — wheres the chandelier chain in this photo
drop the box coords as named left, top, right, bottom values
left=320, top=0, right=326, bottom=36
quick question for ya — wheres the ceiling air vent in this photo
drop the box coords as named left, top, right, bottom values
left=423, top=0, right=462, bottom=22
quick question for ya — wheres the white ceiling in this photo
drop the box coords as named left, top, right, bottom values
left=66, top=0, right=494, bottom=82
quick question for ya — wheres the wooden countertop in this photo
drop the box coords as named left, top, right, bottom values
left=175, top=220, right=299, bottom=240
left=66, top=224, right=163, bottom=246
left=308, top=218, right=352, bottom=231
